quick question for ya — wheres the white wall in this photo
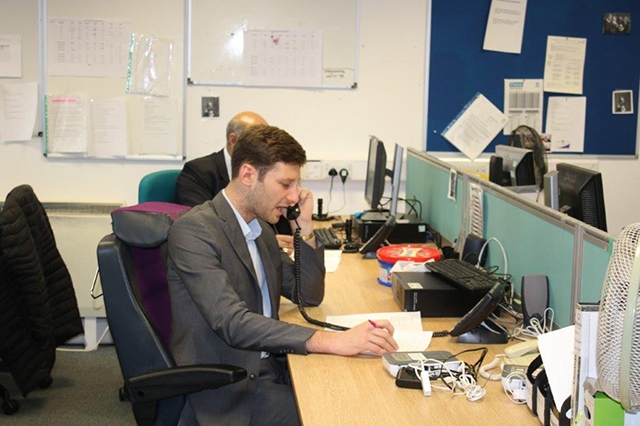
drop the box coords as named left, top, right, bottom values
left=0, top=0, right=637, bottom=236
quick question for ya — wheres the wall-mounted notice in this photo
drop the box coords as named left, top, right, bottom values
left=242, top=29, right=322, bottom=88
left=441, top=93, right=508, bottom=160
left=544, top=36, right=586, bottom=95
left=47, top=18, right=130, bottom=77
left=0, top=35, right=22, bottom=77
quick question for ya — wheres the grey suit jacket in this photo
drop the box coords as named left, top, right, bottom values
left=167, top=192, right=325, bottom=425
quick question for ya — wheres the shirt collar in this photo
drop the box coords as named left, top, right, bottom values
left=223, top=146, right=232, bottom=179
left=222, top=189, right=262, bottom=241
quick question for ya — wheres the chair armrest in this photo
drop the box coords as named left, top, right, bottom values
left=128, top=364, right=247, bottom=403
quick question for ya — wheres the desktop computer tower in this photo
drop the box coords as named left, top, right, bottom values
left=392, top=271, right=485, bottom=317
left=352, top=213, right=428, bottom=244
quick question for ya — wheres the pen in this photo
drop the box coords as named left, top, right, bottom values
left=368, top=319, right=381, bottom=329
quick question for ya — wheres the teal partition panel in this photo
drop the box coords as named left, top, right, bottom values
left=580, top=239, right=613, bottom=303
left=406, top=153, right=462, bottom=243
left=483, top=193, right=576, bottom=327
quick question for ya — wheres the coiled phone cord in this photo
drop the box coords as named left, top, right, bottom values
left=293, top=224, right=349, bottom=332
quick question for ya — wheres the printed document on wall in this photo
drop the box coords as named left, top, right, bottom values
left=0, top=35, right=22, bottom=77
left=243, top=29, right=322, bottom=87
left=131, top=96, right=178, bottom=155
left=503, top=79, right=543, bottom=135
left=0, top=82, right=38, bottom=142
left=483, top=0, right=528, bottom=54
left=87, top=98, right=127, bottom=157
left=45, top=95, right=89, bottom=154
left=47, top=18, right=130, bottom=77
left=441, top=93, right=508, bottom=160
left=544, top=36, right=586, bottom=95
left=545, top=96, right=586, bottom=152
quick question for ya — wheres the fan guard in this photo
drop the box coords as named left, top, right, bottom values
left=508, top=125, right=548, bottom=190
left=596, top=223, right=640, bottom=411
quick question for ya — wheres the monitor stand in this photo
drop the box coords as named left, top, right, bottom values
left=455, top=318, right=509, bottom=344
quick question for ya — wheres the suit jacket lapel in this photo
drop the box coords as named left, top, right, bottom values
left=213, top=194, right=258, bottom=285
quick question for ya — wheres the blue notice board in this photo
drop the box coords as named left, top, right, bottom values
left=426, top=0, right=640, bottom=156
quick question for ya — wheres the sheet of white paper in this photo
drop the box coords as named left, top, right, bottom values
left=0, top=35, right=22, bottom=77
left=544, top=36, right=587, bottom=95
left=392, top=331, right=433, bottom=352
left=503, top=79, right=543, bottom=135
left=135, top=97, right=178, bottom=155
left=324, top=250, right=342, bottom=273
left=441, top=93, right=508, bottom=160
left=46, top=95, right=89, bottom=154
left=326, top=311, right=423, bottom=332
left=545, top=97, right=586, bottom=152
left=47, top=18, right=130, bottom=77
left=483, top=0, right=528, bottom=54
left=243, top=29, right=322, bottom=87
left=538, top=326, right=575, bottom=412
left=0, top=82, right=38, bottom=142
left=88, top=98, right=127, bottom=157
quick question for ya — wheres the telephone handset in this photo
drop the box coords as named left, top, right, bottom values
left=286, top=202, right=348, bottom=331
left=504, top=339, right=539, bottom=359
left=286, top=204, right=301, bottom=221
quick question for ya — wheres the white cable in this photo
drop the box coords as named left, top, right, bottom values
left=476, top=237, right=508, bottom=276
left=57, top=325, right=110, bottom=353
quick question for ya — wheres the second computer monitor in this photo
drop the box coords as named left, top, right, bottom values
left=491, top=145, right=536, bottom=187
left=363, top=135, right=404, bottom=220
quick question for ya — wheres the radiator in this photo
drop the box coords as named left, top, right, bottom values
left=40, top=202, right=123, bottom=319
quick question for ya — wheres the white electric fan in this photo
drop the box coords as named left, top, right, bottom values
left=596, top=223, right=640, bottom=411
left=508, top=125, right=548, bottom=190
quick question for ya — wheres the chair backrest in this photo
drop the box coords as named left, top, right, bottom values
left=97, top=202, right=190, bottom=424
left=138, top=170, right=182, bottom=204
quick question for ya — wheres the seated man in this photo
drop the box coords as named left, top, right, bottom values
left=167, top=125, right=398, bottom=425
left=175, top=110, right=292, bottom=240
left=174, top=111, right=267, bottom=207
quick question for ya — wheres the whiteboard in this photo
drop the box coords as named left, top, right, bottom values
left=188, top=0, right=359, bottom=88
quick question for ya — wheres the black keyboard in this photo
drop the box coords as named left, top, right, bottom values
left=314, top=227, right=342, bottom=249
left=425, top=259, right=504, bottom=292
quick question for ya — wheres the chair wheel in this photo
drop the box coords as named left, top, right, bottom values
left=2, top=399, right=19, bottom=415
left=39, top=376, right=53, bottom=389
left=119, top=387, right=128, bottom=402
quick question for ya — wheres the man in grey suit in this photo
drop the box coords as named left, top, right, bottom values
left=167, top=125, right=398, bottom=425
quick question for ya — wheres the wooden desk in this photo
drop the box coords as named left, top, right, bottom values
left=279, top=252, right=539, bottom=425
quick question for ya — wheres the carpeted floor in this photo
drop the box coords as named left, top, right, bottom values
left=1, top=346, right=135, bottom=425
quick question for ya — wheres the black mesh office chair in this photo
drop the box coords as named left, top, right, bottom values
left=96, top=202, right=246, bottom=425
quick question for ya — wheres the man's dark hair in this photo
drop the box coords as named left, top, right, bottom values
left=231, top=125, right=307, bottom=180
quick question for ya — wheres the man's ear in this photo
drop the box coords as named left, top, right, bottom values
left=228, top=133, right=238, bottom=149
left=238, top=163, right=257, bottom=186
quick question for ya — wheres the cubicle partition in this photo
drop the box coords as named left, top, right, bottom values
left=406, top=148, right=614, bottom=327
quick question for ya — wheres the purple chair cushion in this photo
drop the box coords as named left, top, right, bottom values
left=110, top=202, right=190, bottom=347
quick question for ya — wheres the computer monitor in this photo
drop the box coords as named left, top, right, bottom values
left=556, top=163, right=607, bottom=232
left=364, top=136, right=387, bottom=212
left=362, top=136, right=404, bottom=221
left=489, top=145, right=536, bottom=187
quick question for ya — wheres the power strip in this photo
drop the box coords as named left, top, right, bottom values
left=383, top=351, right=462, bottom=378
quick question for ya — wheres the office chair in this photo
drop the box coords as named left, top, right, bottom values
left=138, top=170, right=182, bottom=203
left=97, top=202, right=246, bottom=425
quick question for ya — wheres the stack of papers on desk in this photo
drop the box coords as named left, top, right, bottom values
left=325, top=311, right=432, bottom=352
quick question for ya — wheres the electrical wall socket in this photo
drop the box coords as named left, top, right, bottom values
left=301, top=160, right=323, bottom=180
left=323, top=161, right=353, bottom=178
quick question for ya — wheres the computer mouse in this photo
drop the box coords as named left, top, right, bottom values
left=342, top=242, right=361, bottom=253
